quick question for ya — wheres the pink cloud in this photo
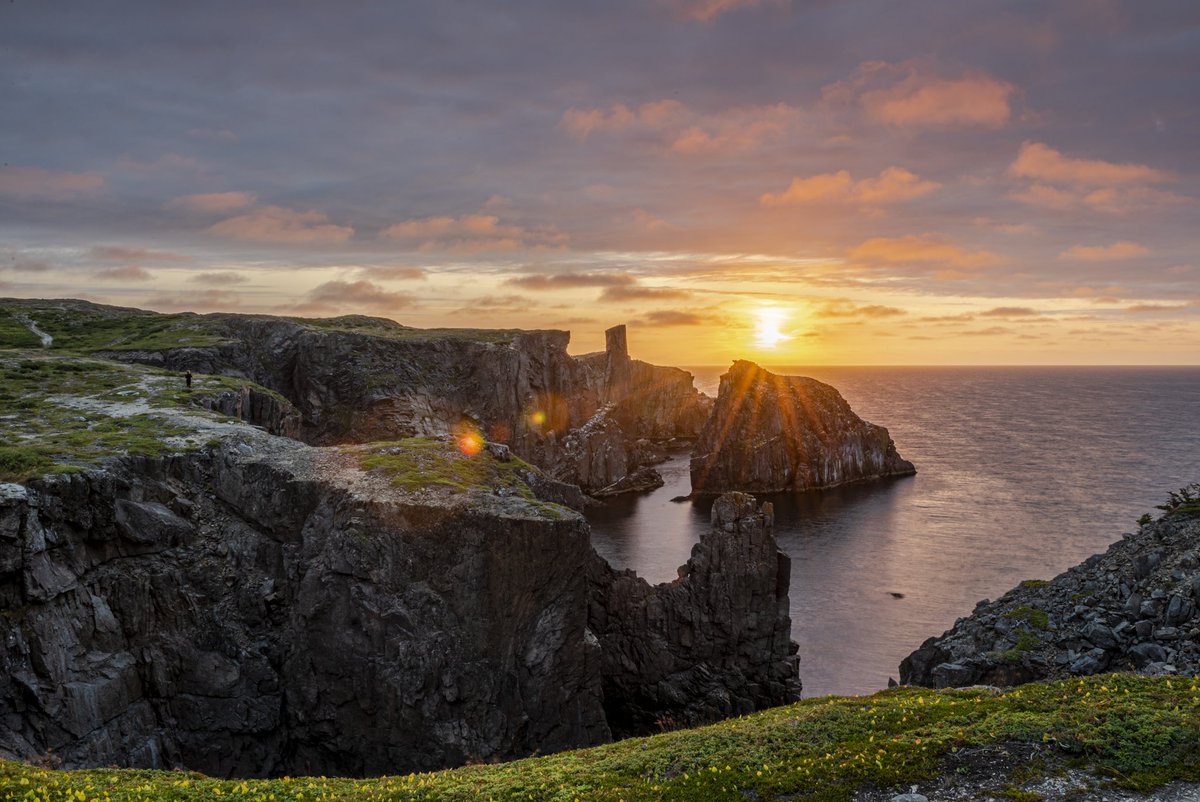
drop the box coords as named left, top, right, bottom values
left=762, top=166, right=939, bottom=206
left=849, top=234, right=1000, bottom=268
left=208, top=206, right=354, bottom=244
left=1010, top=142, right=1173, bottom=186
left=381, top=214, right=564, bottom=252
left=827, top=62, right=1016, bottom=128
left=0, top=166, right=104, bottom=199
left=665, top=0, right=770, bottom=22
left=90, top=245, right=189, bottom=262
left=168, top=191, right=258, bottom=214
left=95, top=266, right=154, bottom=281
left=188, top=271, right=250, bottom=285
left=293, top=280, right=417, bottom=314
left=559, top=100, right=686, bottom=140
left=507, top=272, right=634, bottom=290
left=1058, top=241, right=1152, bottom=261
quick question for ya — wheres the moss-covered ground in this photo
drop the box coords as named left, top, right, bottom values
left=0, top=350, right=281, bottom=481
left=0, top=675, right=1197, bottom=801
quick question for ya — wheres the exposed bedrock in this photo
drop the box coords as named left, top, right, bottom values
left=901, top=509, right=1200, bottom=689
left=103, top=316, right=707, bottom=497
left=690, top=360, right=915, bottom=494
left=0, top=444, right=800, bottom=777
left=590, top=492, right=801, bottom=736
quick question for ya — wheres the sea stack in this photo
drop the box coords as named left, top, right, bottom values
left=690, top=360, right=915, bottom=494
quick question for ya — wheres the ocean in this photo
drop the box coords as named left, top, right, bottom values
left=584, top=366, right=1200, bottom=697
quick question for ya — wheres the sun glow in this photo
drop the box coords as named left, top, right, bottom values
left=753, top=307, right=791, bottom=349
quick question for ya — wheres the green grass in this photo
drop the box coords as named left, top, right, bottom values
left=1005, top=605, right=1050, bottom=630
left=0, top=303, right=230, bottom=352
left=0, top=312, right=44, bottom=348
left=0, top=675, right=1197, bottom=801
left=356, top=437, right=535, bottom=496
left=1018, top=579, right=1049, bottom=590
left=0, top=351, right=284, bottom=481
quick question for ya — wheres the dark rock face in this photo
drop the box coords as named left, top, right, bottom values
left=0, top=445, right=800, bottom=777
left=690, top=361, right=915, bottom=494
left=0, top=448, right=608, bottom=776
left=589, top=492, right=801, bottom=736
left=103, top=315, right=708, bottom=498
left=193, top=386, right=302, bottom=439
left=901, top=511, right=1200, bottom=689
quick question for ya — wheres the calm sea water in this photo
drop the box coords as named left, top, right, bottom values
left=585, top=366, right=1200, bottom=697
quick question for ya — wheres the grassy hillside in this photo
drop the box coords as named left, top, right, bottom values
left=1, top=675, right=1197, bottom=801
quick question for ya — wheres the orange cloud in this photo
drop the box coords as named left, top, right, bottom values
left=208, top=206, right=354, bottom=244
left=1058, top=241, right=1152, bottom=261
left=381, top=214, right=564, bottom=252
left=168, top=191, right=257, bottom=214
left=827, top=62, right=1016, bottom=128
left=1010, top=142, right=1173, bottom=186
left=849, top=234, right=1000, bottom=268
left=561, top=99, right=803, bottom=154
left=0, top=166, right=104, bottom=198
left=634, top=309, right=714, bottom=326
left=813, top=302, right=907, bottom=318
left=762, top=166, right=938, bottom=206
left=95, top=266, right=154, bottom=281
left=507, top=272, right=634, bottom=290
left=293, top=280, right=416, bottom=314
left=666, top=0, right=769, bottom=22
left=599, top=284, right=691, bottom=302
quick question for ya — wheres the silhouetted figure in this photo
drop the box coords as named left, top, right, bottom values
left=184, top=370, right=192, bottom=389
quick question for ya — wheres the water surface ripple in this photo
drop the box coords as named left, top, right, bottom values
left=585, top=367, right=1200, bottom=697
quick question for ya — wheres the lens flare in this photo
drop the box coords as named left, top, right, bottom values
left=529, top=410, right=547, bottom=427
left=457, top=430, right=484, bottom=457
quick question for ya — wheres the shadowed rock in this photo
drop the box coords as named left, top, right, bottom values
left=690, top=360, right=915, bottom=494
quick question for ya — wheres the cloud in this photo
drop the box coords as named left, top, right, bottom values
left=167, top=191, right=258, bottom=214
left=1058, top=241, right=1152, bottom=261
left=1126, top=303, right=1190, bottom=314
left=472, top=294, right=532, bottom=309
left=90, top=245, right=189, bottom=263
left=208, top=206, right=354, bottom=244
left=1010, top=142, right=1173, bottom=187
left=599, top=284, right=692, bottom=302
left=762, top=166, right=939, bottom=206
left=561, top=99, right=803, bottom=154
left=560, top=100, right=686, bottom=140
left=826, top=62, right=1016, bottom=128
left=95, top=266, right=154, bottom=281
left=0, top=252, right=52, bottom=273
left=634, top=309, right=711, bottom=326
left=849, top=234, right=1000, bottom=268
left=813, top=301, right=907, bottom=318
left=356, top=266, right=426, bottom=281
left=665, top=0, right=769, bottom=22
left=188, top=271, right=250, bottom=285
left=505, top=272, right=635, bottom=290
left=293, top=280, right=417, bottom=314
left=979, top=306, right=1040, bottom=318
left=381, top=213, right=564, bottom=252
left=144, top=290, right=241, bottom=313
left=0, top=166, right=104, bottom=199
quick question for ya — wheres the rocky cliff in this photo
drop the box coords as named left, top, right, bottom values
left=0, top=341, right=800, bottom=777
left=901, top=499, right=1200, bottom=689
left=690, top=360, right=915, bottom=494
left=589, top=492, right=801, bottom=736
left=1, top=301, right=709, bottom=498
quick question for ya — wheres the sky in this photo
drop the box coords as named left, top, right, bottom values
left=1, top=0, right=1198, bottom=365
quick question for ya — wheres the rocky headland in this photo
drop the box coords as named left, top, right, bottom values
left=690, top=360, right=915, bottom=494
left=902, top=495, right=1200, bottom=689
left=0, top=302, right=799, bottom=777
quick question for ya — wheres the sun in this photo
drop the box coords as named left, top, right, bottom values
left=753, top=307, right=790, bottom=349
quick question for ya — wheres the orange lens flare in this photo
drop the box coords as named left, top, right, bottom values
left=457, top=430, right=484, bottom=457
left=529, top=410, right=547, bottom=427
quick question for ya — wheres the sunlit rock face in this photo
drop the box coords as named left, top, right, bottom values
left=690, top=360, right=915, bottom=494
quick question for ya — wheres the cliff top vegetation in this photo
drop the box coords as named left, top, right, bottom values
left=0, top=298, right=548, bottom=352
left=1, top=674, right=1197, bottom=801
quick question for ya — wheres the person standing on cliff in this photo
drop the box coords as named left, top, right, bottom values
left=184, top=370, right=192, bottom=389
